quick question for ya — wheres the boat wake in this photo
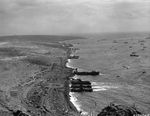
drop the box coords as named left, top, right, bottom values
left=92, top=82, right=121, bottom=91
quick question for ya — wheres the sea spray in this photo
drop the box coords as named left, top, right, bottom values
left=66, top=58, right=89, bottom=115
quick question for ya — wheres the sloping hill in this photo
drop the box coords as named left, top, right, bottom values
left=0, top=35, right=85, bottom=42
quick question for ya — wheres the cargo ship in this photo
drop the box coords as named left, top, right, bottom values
left=70, top=79, right=93, bottom=92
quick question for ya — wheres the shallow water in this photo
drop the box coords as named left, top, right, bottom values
left=67, top=33, right=150, bottom=115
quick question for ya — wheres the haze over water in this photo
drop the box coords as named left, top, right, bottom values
left=0, top=0, right=150, bottom=35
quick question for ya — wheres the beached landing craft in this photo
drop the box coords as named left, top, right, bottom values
left=73, top=68, right=99, bottom=76
left=70, top=79, right=93, bottom=92
left=68, top=55, right=79, bottom=59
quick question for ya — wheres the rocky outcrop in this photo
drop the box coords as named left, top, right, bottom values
left=97, top=103, right=142, bottom=116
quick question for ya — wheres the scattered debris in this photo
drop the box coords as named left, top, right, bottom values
left=145, top=37, right=150, bottom=40
left=97, top=103, right=142, bottom=116
left=138, top=40, right=145, bottom=43
left=129, top=46, right=132, bottom=49
left=122, top=65, right=130, bottom=69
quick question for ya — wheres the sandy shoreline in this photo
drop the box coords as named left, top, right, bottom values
left=0, top=38, right=83, bottom=116
left=63, top=46, right=81, bottom=114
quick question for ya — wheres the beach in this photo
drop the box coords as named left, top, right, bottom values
left=0, top=35, right=82, bottom=116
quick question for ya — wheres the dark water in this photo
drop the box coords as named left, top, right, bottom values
left=67, top=33, right=150, bottom=115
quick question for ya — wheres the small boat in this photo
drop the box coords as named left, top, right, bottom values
left=130, top=52, right=139, bottom=57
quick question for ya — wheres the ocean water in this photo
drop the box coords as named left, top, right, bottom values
left=67, top=33, right=150, bottom=115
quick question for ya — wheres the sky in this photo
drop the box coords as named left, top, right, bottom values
left=0, top=0, right=150, bottom=35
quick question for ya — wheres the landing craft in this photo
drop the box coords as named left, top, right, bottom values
left=70, top=88, right=93, bottom=92
left=71, top=84, right=91, bottom=88
left=70, top=79, right=93, bottom=92
left=73, top=69, right=99, bottom=76
left=71, top=79, right=91, bottom=84
left=68, top=55, right=79, bottom=59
